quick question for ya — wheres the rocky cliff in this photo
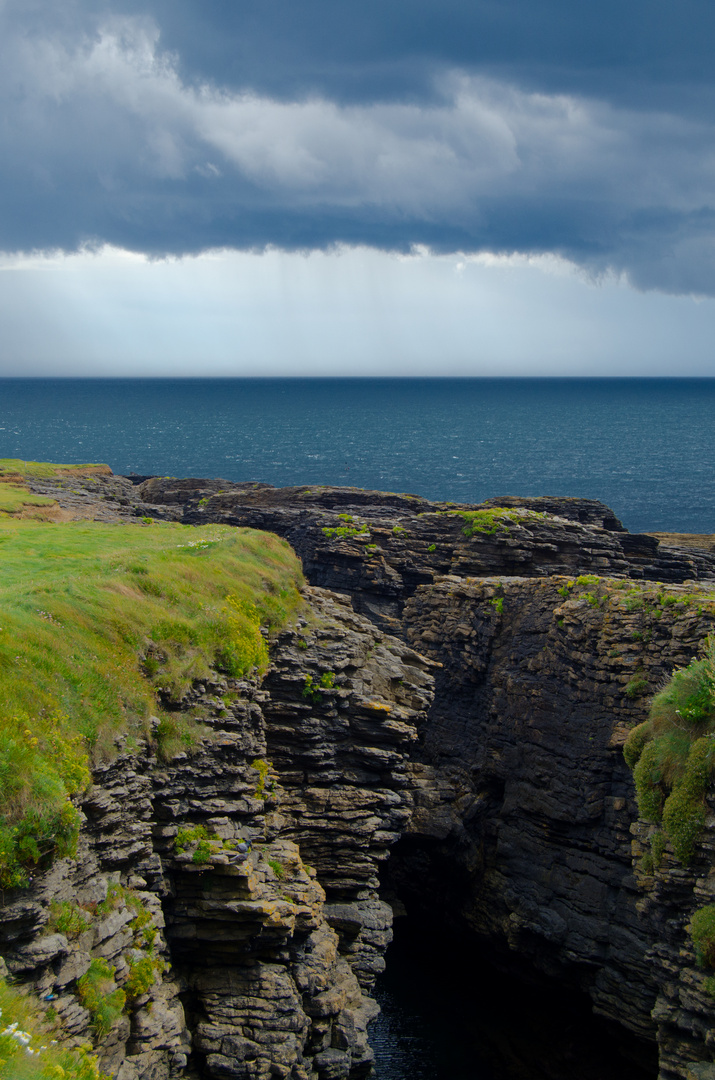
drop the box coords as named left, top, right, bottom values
left=5, top=472, right=715, bottom=1080
left=0, top=584, right=433, bottom=1080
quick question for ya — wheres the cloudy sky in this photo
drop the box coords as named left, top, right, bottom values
left=2, top=0, right=715, bottom=375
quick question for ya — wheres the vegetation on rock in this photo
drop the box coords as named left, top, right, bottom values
left=624, top=641, right=715, bottom=862
left=689, top=905, right=715, bottom=968
left=0, top=518, right=303, bottom=888
left=322, top=513, right=370, bottom=540
left=445, top=507, right=545, bottom=537
left=0, top=977, right=109, bottom=1079
left=77, top=959, right=126, bottom=1039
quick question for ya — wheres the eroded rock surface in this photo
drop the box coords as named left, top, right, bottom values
left=0, top=586, right=432, bottom=1080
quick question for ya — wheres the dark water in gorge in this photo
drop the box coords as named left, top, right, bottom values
left=0, top=376, right=714, bottom=533
left=369, top=921, right=657, bottom=1080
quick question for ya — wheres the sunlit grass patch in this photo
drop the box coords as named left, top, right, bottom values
left=0, top=977, right=109, bottom=1079
left=0, top=518, right=304, bottom=887
left=0, top=485, right=57, bottom=515
left=442, top=507, right=546, bottom=537
left=0, top=459, right=110, bottom=479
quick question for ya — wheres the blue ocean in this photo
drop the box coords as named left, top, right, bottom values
left=0, top=377, right=713, bottom=534
left=0, top=376, right=673, bottom=1078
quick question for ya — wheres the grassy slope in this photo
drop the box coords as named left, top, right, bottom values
left=0, top=518, right=304, bottom=887
left=0, top=975, right=108, bottom=1079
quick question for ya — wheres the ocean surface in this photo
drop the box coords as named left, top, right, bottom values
left=0, top=377, right=714, bottom=533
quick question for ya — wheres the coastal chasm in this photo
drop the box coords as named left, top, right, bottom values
left=4, top=472, right=715, bottom=1080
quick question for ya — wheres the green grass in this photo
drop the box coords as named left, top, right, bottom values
left=322, top=514, right=370, bottom=540
left=77, top=959, right=126, bottom=1039
left=0, top=978, right=109, bottom=1079
left=0, top=485, right=57, bottom=515
left=0, top=518, right=303, bottom=887
left=0, top=459, right=109, bottom=478
left=445, top=507, right=545, bottom=537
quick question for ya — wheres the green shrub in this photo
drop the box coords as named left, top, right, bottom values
left=97, top=882, right=127, bottom=915
left=192, top=839, right=213, bottom=864
left=490, top=597, right=503, bottom=615
left=624, top=641, right=715, bottom=864
left=690, top=905, right=715, bottom=968
left=633, top=739, right=667, bottom=823
left=302, top=674, right=334, bottom=703
left=623, top=590, right=645, bottom=612
left=322, top=521, right=370, bottom=540
left=448, top=508, right=522, bottom=537
left=625, top=676, right=649, bottom=699
left=154, top=714, right=201, bottom=761
left=0, top=977, right=109, bottom=1079
left=650, top=830, right=666, bottom=867
left=623, top=722, right=652, bottom=770
left=651, top=654, right=715, bottom=730
left=130, top=905, right=158, bottom=950
left=662, top=738, right=715, bottom=863
left=47, top=900, right=93, bottom=938
left=77, top=959, right=126, bottom=1039
left=125, top=956, right=162, bottom=999
left=250, top=758, right=271, bottom=798
left=174, top=824, right=208, bottom=853
left=267, top=858, right=285, bottom=879
left=639, top=851, right=654, bottom=874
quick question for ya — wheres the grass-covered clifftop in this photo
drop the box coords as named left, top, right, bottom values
left=0, top=517, right=304, bottom=889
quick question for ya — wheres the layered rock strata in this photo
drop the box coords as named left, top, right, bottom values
left=8, top=471, right=715, bottom=1080
left=386, top=574, right=715, bottom=1078
left=0, top=586, right=432, bottom=1080
left=134, top=479, right=715, bottom=630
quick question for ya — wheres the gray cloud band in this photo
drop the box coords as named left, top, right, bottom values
left=2, top=16, right=715, bottom=297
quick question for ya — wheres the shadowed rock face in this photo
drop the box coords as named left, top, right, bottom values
left=5, top=473, right=715, bottom=1080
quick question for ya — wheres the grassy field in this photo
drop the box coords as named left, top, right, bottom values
left=0, top=518, right=304, bottom=888
left=0, top=459, right=110, bottom=478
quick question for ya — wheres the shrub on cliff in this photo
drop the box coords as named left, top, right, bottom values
left=445, top=507, right=545, bottom=537
left=624, top=641, right=715, bottom=863
left=0, top=519, right=303, bottom=888
left=689, top=905, right=715, bottom=968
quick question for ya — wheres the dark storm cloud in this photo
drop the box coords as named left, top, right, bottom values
left=2, top=0, right=715, bottom=295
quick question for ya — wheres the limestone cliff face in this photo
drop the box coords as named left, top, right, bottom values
left=7, top=473, right=715, bottom=1080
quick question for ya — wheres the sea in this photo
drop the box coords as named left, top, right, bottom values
left=0, top=376, right=713, bottom=533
